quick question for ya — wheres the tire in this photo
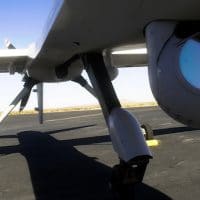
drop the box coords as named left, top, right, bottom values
left=110, top=164, right=135, bottom=200
left=141, top=123, right=154, bottom=140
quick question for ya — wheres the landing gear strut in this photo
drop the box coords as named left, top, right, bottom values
left=82, top=53, right=152, bottom=199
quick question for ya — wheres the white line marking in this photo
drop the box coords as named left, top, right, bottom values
left=160, top=123, right=172, bottom=126
left=46, top=113, right=102, bottom=122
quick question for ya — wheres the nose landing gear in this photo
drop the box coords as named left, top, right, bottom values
left=82, top=52, right=152, bottom=199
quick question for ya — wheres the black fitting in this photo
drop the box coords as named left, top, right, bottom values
left=23, top=74, right=39, bottom=89
left=72, top=76, right=87, bottom=87
left=55, top=54, right=80, bottom=79
left=175, top=21, right=200, bottom=40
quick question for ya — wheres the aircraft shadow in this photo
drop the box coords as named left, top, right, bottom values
left=0, top=126, right=172, bottom=200
left=153, top=126, right=199, bottom=136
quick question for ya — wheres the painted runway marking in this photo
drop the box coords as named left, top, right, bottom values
left=46, top=113, right=102, bottom=122
left=160, top=122, right=172, bottom=126
left=146, top=139, right=160, bottom=147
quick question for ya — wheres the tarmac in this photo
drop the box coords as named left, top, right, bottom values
left=0, top=106, right=199, bottom=200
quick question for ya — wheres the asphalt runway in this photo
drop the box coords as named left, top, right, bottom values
left=0, top=106, right=199, bottom=200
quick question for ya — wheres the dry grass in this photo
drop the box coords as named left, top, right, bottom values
left=121, top=101, right=157, bottom=108
left=1, top=101, right=157, bottom=116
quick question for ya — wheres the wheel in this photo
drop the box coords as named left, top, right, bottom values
left=109, top=164, right=135, bottom=200
left=141, top=123, right=154, bottom=140
left=109, top=157, right=150, bottom=199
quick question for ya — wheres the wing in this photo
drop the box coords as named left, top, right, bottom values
left=111, top=54, right=148, bottom=67
left=110, top=43, right=148, bottom=67
left=0, top=49, right=32, bottom=74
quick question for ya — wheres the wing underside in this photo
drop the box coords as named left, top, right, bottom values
left=0, top=49, right=31, bottom=73
left=110, top=43, right=148, bottom=67
left=111, top=54, right=147, bottom=67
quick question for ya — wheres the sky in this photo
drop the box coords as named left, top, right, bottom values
left=0, top=0, right=155, bottom=111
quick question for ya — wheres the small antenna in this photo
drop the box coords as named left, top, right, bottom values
left=4, top=38, right=16, bottom=49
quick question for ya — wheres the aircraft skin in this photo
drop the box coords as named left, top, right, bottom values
left=1, top=0, right=200, bottom=81
left=26, top=0, right=200, bottom=81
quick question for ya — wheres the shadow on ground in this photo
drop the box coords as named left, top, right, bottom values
left=153, top=126, right=199, bottom=136
left=0, top=125, right=172, bottom=200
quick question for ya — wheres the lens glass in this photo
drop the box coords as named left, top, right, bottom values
left=180, top=39, right=200, bottom=89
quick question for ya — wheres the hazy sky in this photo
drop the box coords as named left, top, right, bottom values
left=0, top=0, right=154, bottom=111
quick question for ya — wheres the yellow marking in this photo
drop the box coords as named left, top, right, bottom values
left=146, top=139, right=160, bottom=147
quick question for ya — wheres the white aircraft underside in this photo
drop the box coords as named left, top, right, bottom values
left=1, top=0, right=200, bottom=81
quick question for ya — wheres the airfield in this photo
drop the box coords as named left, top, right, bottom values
left=0, top=106, right=199, bottom=200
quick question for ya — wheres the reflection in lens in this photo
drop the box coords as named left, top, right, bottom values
left=180, top=39, right=200, bottom=89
